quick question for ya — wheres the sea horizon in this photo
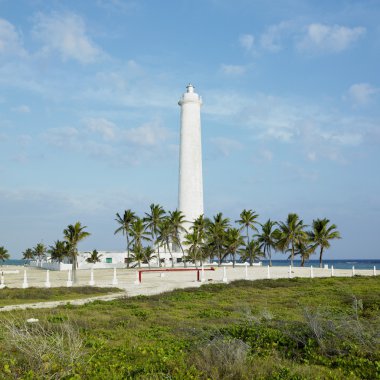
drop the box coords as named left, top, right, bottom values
left=3, top=258, right=379, bottom=270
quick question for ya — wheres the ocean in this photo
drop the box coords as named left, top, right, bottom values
left=261, top=259, right=380, bottom=270
left=3, top=259, right=379, bottom=270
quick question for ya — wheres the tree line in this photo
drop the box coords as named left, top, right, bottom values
left=114, top=204, right=341, bottom=269
left=1, top=205, right=340, bottom=273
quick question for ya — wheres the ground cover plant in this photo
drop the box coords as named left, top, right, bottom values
left=0, top=287, right=122, bottom=307
left=0, top=277, right=379, bottom=379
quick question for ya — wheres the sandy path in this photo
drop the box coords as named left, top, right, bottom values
left=0, top=265, right=377, bottom=312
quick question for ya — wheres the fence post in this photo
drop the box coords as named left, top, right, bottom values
left=112, top=267, right=118, bottom=286
left=89, top=268, right=95, bottom=286
left=66, top=269, right=73, bottom=287
left=222, top=267, right=228, bottom=283
left=22, top=270, right=28, bottom=289
left=45, top=270, right=51, bottom=288
left=134, top=271, right=140, bottom=285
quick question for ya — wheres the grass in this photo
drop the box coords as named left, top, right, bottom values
left=0, top=286, right=123, bottom=307
left=0, top=276, right=379, bottom=379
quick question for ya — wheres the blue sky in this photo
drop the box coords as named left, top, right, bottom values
left=1, top=0, right=379, bottom=259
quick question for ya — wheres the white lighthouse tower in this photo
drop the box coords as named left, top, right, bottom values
left=178, top=84, right=204, bottom=232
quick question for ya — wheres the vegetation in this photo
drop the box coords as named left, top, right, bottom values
left=276, top=213, right=308, bottom=267
left=308, top=218, right=341, bottom=268
left=48, top=240, right=70, bottom=263
left=0, top=277, right=378, bottom=379
left=114, top=210, right=136, bottom=269
left=0, top=287, right=122, bottom=307
left=112, top=207, right=341, bottom=269
left=21, top=248, right=34, bottom=263
left=32, top=242, right=47, bottom=261
left=86, top=249, right=103, bottom=264
left=0, top=246, right=10, bottom=265
left=63, top=222, right=91, bottom=283
left=16, top=206, right=341, bottom=274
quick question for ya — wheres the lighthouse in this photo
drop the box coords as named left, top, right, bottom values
left=178, top=84, right=204, bottom=232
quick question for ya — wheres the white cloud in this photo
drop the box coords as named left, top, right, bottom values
left=324, top=132, right=363, bottom=146
left=204, top=89, right=376, bottom=163
left=18, top=134, right=32, bottom=146
left=85, top=118, right=117, bottom=141
left=347, top=83, right=378, bottom=105
left=307, top=151, right=317, bottom=161
left=220, top=64, right=246, bottom=75
left=210, top=137, right=243, bottom=156
left=124, top=122, right=170, bottom=146
left=260, top=21, right=293, bottom=52
left=258, top=149, right=273, bottom=161
left=239, top=34, right=254, bottom=51
left=298, top=23, right=365, bottom=53
left=96, top=0, right=138, bottom=13
left=33, top=12, right=104, bottom=63
left=11, top=105, right=31, bottom=113
left=42, top=118, right=173, bottom=166
left=43, top=127, right=80, bottom=148
left=0, top=18, right=27, bottom=57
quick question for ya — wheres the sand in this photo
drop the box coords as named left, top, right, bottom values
left=0, top=264, right=376, bottom=311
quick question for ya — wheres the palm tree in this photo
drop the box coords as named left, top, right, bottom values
left=22, top=248, right=34, bottom=264
left=33, top=243, right=47, bottom=262
left=236, top=209, right=259, bottom=246
left=144, top=204, right=166, bottom=267
left=86, top=249, right=103, bottom=265
left=224, top=228, right=245, bottom=268
left=156, top=218, right=174, bottom=267
left=130, top=244, right=145, bottom=268
left=0, top=246, right=10, bottom=266
left=276, top=213, right=307, bottom=267
left=63, top=222, right=91, bottom=283
left=128, top=217, right=151, bottom=267
left=48, top=240, right=70, bottom=263
left=185, top=215, right=208, bottom=267
left=257, top=219, right=279, bottom=267
left=206, top=213, right=230, bottom=266
left=143, top=246, right=157, bottom=269
left=308, top=218, right=341, bottom=268
left=114, top=210, right=136, bottom=269
left=192, top=214, right=208, bottom=240
left=292, top=239, right=315, bottom=267
left=238, top=240, right=264, bottom=265
left=168, top=210, right=187, bottom=267
left=183, top=230, right=202, bottom=268
left=130, top=218, right=151, bottom=248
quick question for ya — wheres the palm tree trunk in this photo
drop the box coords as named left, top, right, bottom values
left=301, top=256, right=305, bottom=266
left=232, top=252, right=236, bottom=268
left=72, top=252, right=77, bottom=283
left=176, top=233, right=187, bottom=268
left=319, top=247, right=324, bottom=268
left=126, top=235, right=130, bottom=269
left=167, top=240, right=174, bottom=268
left=291, top=242, right=294, bottom=267
left=269, top=248, right=272, bottom=267
left=157, top=241, right=161, bottom=268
